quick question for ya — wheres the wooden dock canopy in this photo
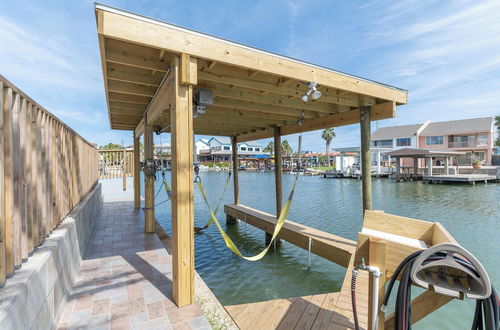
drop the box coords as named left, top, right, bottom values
left=95, top=4, right=407, bottom=141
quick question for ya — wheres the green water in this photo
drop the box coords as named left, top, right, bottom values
left=153, top=172, right=499, bottom=329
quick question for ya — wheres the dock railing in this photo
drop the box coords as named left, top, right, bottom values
left=1, top=75, right=98, bottom=286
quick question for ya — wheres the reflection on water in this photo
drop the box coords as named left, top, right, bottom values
left=152, top=172, right=499, bottom=329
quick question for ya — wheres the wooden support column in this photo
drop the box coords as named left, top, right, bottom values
left=2, top=86, right=14, bottom=277
left=11, top=92, right=22, bottom=267
left=0, top=83, right=6, bottom=284
left=444, top=157, right=449, bottom=175
left=133, top=132, right=141, bottom=209
left=144, top=122, right=155, bottom=233
left=269, top=127, right=282, bottom=245
left=227, top=136, right=238, bottom=224
left=368, top=237, right=386, bottom=330
left=428, top=157, right=433, bottom=176
left=360, top=106, right=372, bottom=211
left=171, top=55, right=195, bottom=307
left=413, top=157, right=418, bottom=176
left=122, top=149, right=127, bottom=191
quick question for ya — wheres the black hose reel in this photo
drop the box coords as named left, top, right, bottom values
left=381, top=243, right=499, bottom=330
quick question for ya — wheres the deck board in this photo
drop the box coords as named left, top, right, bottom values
left=223, top=204, right=369, bottom=329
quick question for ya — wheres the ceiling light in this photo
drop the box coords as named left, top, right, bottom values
left=301, top=82, right=321, bottom=102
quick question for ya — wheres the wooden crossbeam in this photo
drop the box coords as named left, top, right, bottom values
left=107, top=63, right=163, bottom=87
left=97, top=7, right=407, bottom=103
left=198, top=69, right=369, bottom=108
left=105, top=38, right=171, bottom=72
left=236, top=101, right=395, bottom=142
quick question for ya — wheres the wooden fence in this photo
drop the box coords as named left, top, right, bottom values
left=98, top=149, right=134, bottom=179
left=1, top=75, right=98, bottom=286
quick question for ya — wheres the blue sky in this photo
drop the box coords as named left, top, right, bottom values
left=1, top=0, right=499, bottom=151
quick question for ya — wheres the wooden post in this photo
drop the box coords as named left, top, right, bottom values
left=122, top=149, right=127, bottom=191
left=231, top=136, right=239, bottom=204
left=171, top=55, right=195, bottom=307
left=227, top=136, right=238, bottom=224
left=428, top=157, right=433, bottom=176
left=444, top=157, right=449, bottom=175
left=269, top=127, right=282, bottom=245
left=0, top=82, right=5, bottom=284
left=413, top=157, right=418, bottom=177
left=2, top=87, right=14, bottom=276
left=133, top=132, right=141, bottom=209
left=360, top=106, right=372, bottom=211
left=368, top=237, right=387, bottom=330
left=11, top=92, right=22, bottom=267
left=144, top=123, right=155, bottom=233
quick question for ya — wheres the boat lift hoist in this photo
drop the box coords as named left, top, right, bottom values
left=352, top=243, right=499, bottom=330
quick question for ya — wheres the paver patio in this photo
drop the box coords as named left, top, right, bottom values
left=56, top=186, right=210, bottom=330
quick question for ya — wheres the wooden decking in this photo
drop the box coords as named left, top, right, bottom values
left=223, top=204, right=370, bottom=329
left=423, top=174, right=497, bottom=184
left=224, top=256, right=369, bottom=329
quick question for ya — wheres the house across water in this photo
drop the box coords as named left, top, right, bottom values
left=372, top=117, right=495, bottom=166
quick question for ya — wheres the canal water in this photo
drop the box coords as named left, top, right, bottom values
left=153, top=172, right=499, bottom=329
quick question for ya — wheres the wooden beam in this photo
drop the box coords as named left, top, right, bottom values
left=107, top=62, right=163, bottom=87
left=236, top=101, right=395, bottom=143
left=108, top=91, right=151, bottom=104
left=209, top=84, right=336, bottom=113
left=213, top=97, right=315, bottom=119
left=272, top=127, right=282, bottom=245
left=180, top=53, right=197, bottom=85
left=11, top=92, right=22, bottom=267
left=231, top=136, right=239, bottom=204
left=133, top=131, right=141, bottom=209
left=198, top=70, right=367, bottom=108
left=385, top=291, right=453, bottom=330
left=360, top=106, right=372, bottom=211
left=97, top=7, right=407, bottom=103
left=170, top=56, right=195, bottom=307
left=134, top=117, right=145, bottom=136
left=225, top=204, right=355, bottom=267
left=105, top=38, right=170, bottom=72
left=0, top=82, right=5, bottom=285
left=368, top=238, right=386, bottom=330
left=142, top=54, right=198, bottom=127
left=144, top=122, right=155, bottom=233
left=108, top=80, right=157, bottom=97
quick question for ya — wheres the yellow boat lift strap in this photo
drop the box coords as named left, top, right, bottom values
left=196, top=174, right=299, bottom=261
left=195, top=172, right=232, bottom=232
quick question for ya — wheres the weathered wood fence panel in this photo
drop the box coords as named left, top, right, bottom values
left=0, top=75, right=98, bottom=286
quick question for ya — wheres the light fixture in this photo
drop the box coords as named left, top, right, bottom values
left=297, top=110, right=305, bottom=126
left=301, top=82, right=321, bottom=102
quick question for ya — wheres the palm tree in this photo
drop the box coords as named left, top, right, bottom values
left=322, top=128, right=335, bottom=166
left=495, top=115, right=500, bottom=146
left=281, top=140, right=293, bottom=157
left=263, top=141, right=275, bottom=155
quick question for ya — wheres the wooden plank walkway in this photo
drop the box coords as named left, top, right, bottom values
left=223, top=204, right=370, bottom=329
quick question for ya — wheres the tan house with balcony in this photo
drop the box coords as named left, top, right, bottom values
left=418, top=117, right=494, bottom=165
left=372, top=117, right=494, bottom=165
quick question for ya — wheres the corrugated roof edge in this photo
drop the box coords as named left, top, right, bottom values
left=94, top=3, right=407, bottom=94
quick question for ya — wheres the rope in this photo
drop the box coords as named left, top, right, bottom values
left=196, top=173, right=299, bottom=261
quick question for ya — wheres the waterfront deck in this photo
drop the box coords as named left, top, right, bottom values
left=224, top=204, right=369, bottom=329
left=56, top=181, right=210, bottom=330
left=224, top=255, right=369, bottom=329
left=423, top=174, right=497, bottom=184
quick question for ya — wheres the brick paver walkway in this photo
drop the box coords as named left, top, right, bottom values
left=57, top=200, right=210, bottom=330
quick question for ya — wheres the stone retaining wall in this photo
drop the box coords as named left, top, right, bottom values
left=0, top=183, right=102, bottom=330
